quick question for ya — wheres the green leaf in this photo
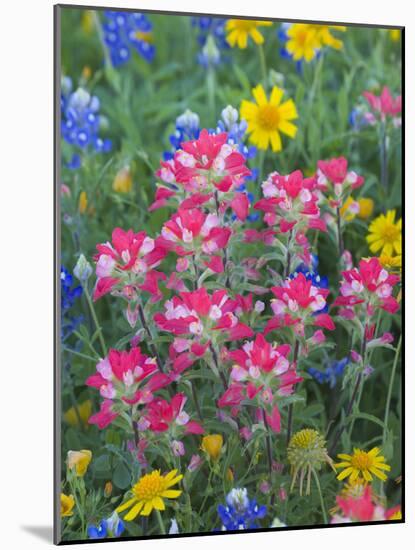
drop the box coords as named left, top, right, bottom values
left=113, top=460, right=132, bottom=489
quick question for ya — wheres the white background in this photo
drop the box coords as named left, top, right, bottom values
left=0, top=0, right=411, bottom=548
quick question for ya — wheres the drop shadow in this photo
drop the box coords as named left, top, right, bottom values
left=21, top=525, right=54, bottom=543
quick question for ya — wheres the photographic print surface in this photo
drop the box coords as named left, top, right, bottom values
left=55, top=5, right=403, bottom=543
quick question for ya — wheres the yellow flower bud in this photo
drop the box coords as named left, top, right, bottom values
left=82, top=66, right=92, bottom=81
left=226, top=468, right=234, bottom=482
left=104, top=481, right=113, bottom=497
left=357, top=198, right=374, bottom=219
left=340, top=196, right=357, bottom=221
left=67, top=449, right=92, bottom=477
left=61, top=493, right=75, bottom=517
left=81, top=10, right=94, bottom=34
left=113, top=166, right=133, bottom=193
left=79, top=191, right=88, bottom=214
left=201, top=434, right=223, bottom=461
left=64, top=400, right=92, bottom=428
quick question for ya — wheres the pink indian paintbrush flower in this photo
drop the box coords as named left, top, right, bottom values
left=334, top=257, right=400, bottom=317
left=151, top=129, right=251, bottom=219
left=142, top=393, right=204, bottom=435
left=154, top=287, right=254, bottom=343
left=332, top=486, right=401, bottom=524
left=158, top=207, right=230, bottom=273
left=255, top=170, right=327, bottom=233
left=86, top=347, right=172, bottom=429
left=265, top=273, right=335, bottom=335
left=88, top=399, right=118, bottom=430
left=316, top=157, right=364, bottom=208
left=363, top=86, right=401, bottom=120
left=93, top=228, right=167, bottom=302
left=217, top=334, right=302, bottom=433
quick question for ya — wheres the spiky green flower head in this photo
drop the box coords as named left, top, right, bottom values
left=287, top=429, right=335, bottom=495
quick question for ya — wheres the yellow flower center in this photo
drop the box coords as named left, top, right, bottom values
left=289, top=428, right=320, bottom=448
left=132, top=471, right=165, bottom=502
left=350, top=450, right=374, bottom=470
left=295, top=29, right=309, bottom=46
left=256, top=104, right=281, bottom=131
left=380, top=223, right=400, bottom=244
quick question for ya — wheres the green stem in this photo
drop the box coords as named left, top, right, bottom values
left=92, top=11, right=113, bottom=69
left=312, top=469, right=328, bottom=525
left=257, top=149, right=265, bottom=185
left=198, top=469, right=213, bottom=516
left=155, top=508, right=166, bottom=535
left=206, top=67, right=216, bottom=124
left=82, top=282, right=107, bottom=357
left=62, top=346, right=97, bottom=362
left=382, top=335, right=402, bottom=448
left=258, top=43, right=267, bottom=88
left=380, top=120, right=388, bottom=190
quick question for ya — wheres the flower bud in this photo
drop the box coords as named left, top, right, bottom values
left=73, top=253, right=93, bottom=282
left=67, top=449, right=92, bottom=477
left=113, top=166, right=133, bottom=193
left=201, top=434, right=223, bottom=461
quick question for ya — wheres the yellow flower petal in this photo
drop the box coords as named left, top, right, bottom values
left=278, top=120, right=298, bottom=138
left=278, top=99, right=298, bottom=120
left=337, top=466, right=354, bottom=480
left=270, top=131, right=282, bottom=152
left=117, top=497, right=138, bottom=513
left=270, top=86, right=284, bottom=107
left=124, top=501, right=144, bottom=521
left=161, top=489, right=182, bottom=498
left=152, top=496, right=166, bottom=511
left=252, top=84, right=268, bottom=106
left=250, top=28, right=265, bottom=45
left=141, top=501, right=154, bottom=516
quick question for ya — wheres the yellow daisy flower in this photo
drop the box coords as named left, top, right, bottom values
left=287, top=429, right=335, bottom=495
left=379, top=253, right=402, bottom=270
left=366, top=209, right=402, bottom=257
left=310, top=24, right=347, bottom=50
left=389, top=29, right=401, bottom=42
left=61, top=493, right=75, bottom=517
left=240, top=84, right=298, bottom=152
left=357, top=197, right=374, bottom=219
left=117, top=469, right=182, bottom=520
left=201, top=434, right=223, bottom=461
left=67, top=449, right=92, bottom=477
left=389, top=508, right=402, bottom=520
left=335, top=447, right=391, bottom=483
left=226, top=19, right=272, bottom=49
left=286, top=24, right=320, bottom=62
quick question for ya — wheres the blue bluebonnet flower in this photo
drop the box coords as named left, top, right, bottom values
left=61, top=78, right=112, bottom=168
left=218, top=488, right=266, bottom=530
left=61, top=266, right=83, bottom=340
left=294, top=255, right=329, bottom=291
left=192, top=17, right=229, bottom=66
left=88, top=512, right=125, bottom=539
left=349, top=105, right=376, bottom=131
left=308, top=357, right=349, bottom=387
left=164, top=110, right=201, bottom=160
left=216, top=105, right=257, bottom=161
left=102, top=11, right=155, bottom=66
